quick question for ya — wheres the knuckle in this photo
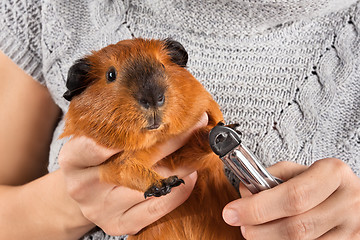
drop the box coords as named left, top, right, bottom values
left=242, top=226, right=256, bottom=240
left=81, top=136, right=114, bottom=159
left=82, top=212, right=95, bottom=223
left=330, top=158, right=345, bottom=169
left=324, top=158, right=354, bottom=185
left=81, top=206, right=99, bottom=223
left=284, top=182, right=310, bottom=215
left=250, top=198, right=268, bottom=223
left=102, top=227, right=120, bottom=237
left=275, top=161, right=296, bottom=169
left=66, top=180, right=84, bottom=200
left=127, top=226, right=142, bottom=236
left=66, top=184, right=76, bottom=199
left=115, top=219, right=142, bottom=236
left=101, top=221, right=124, bottom=236
left=326, top=157, right=344, bottom=166
left=58, top=150, right=71, bottom=170
left=58, top=144, right=80, bottom=171
left=284, top=217, right=314, bottom=240
left=324, top=158, right=348, bottom=174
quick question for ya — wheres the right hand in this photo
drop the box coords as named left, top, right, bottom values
left=59, top=113, right=208, bottom=236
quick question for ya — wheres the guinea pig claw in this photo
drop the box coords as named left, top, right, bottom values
left=144, top=176, right=184, bottom=199
left=225, top=123, right=242, bottom=136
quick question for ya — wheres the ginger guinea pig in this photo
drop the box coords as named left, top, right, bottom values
left=61, top=38, right=242, bottom=239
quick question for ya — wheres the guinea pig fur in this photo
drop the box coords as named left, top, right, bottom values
left=61, top=38, right=242, bottom=240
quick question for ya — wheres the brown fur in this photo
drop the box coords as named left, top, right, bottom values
left=61, top=38, right=242, bottom=239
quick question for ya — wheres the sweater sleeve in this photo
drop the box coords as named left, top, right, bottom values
left=0, top=0, right=44, bottom=84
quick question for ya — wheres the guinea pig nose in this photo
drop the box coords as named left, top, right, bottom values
left=139, top=98, right=150, bottom=109
left=157, top=94, right=165, bottom=107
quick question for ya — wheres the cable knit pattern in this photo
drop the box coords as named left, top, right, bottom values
left=260, top=10, right=360, bottom=168
left=1, top=1, right=360, bottom=239
left=0, top=0, right=44, bottom=83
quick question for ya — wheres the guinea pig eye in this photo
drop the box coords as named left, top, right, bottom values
left=106, top=67, right=117, bottom=82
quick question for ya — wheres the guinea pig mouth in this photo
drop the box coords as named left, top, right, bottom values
left=146, top=113, right=162, bottom=130
left=147, top=123, right=161, bottom=130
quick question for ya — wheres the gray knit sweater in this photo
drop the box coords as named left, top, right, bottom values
left=1, top=1, right=360, bottom=239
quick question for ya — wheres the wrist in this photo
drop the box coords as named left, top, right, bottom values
left=16, top=170, right=95, bottom=240
left=55, top=170, right=96, bottom=238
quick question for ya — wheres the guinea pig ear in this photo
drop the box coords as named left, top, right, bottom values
left=63, top=58, right=92, bottom=101
left=163, top=38, right=188, bottom=67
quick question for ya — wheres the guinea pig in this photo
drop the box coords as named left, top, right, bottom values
left=61, top=38, right=242, bottom=239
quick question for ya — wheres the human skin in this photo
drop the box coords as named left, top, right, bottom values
left=0, top=51, right=60, bottom=186
left=223, top=159, right=360, bottom=239
left=0, top=50, right=89, bottom=239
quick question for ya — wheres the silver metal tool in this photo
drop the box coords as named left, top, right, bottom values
left=209, top=124, right=282, bottom=194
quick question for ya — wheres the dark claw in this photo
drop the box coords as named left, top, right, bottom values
left=216, top=121, right=225, bottom=126
left=144, top=176, right=184, bottom=199
left=225, top=123, right=242, bottom=136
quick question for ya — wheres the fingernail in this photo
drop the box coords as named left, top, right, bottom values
left=241, top=226, right=246, bottom=235
left=223, top=208, right=238, bottom=225
left=188, top=171, right=198, bottom=181
left=194, top=113, right=208, bottom=128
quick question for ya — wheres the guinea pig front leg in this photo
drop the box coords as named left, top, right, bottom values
left=99, top=153, right=184, bottom=199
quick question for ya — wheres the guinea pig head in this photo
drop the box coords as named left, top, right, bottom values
left=61, top=38, right=209, bottom=150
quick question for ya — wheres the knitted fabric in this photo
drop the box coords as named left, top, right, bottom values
left=1, top=1, right=360, bottom=239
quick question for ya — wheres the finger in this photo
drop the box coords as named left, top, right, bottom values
left=223, top=159, right=342, bottom=226
left=317, top=226, right=350, bottom=240
left=149, top=112, right=208, bottom=165
left=59, top=136, right=120, bottom=170
left=241, top=189, right=346, bottom=240
left=118, top=171, right=198, bottom=235
left=266, top=161, right=308, bottom=181
left=239, top=161, right=307, bottom=198
left=239, top=182, right=252, bottom=198
left=67, top=158, right=198, bottom=209
left=105, top=164, right=201, bottom=213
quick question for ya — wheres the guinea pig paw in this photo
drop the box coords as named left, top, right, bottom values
left=144, top=176, right=184, bottom=199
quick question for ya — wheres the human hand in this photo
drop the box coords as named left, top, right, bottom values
left=222, top=158, right=360, bottom=239
left=59, top=113, right=208, bottom=236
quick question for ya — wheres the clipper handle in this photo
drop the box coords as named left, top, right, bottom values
left=222, top=143, right=282, bottom=194
left=209, top=124, right=282, bottom=194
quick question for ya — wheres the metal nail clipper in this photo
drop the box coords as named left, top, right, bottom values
left=209, top=124, right=283, bottom=194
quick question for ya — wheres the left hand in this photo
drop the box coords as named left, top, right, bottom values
left=222, top=158, right=360, bottom=239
